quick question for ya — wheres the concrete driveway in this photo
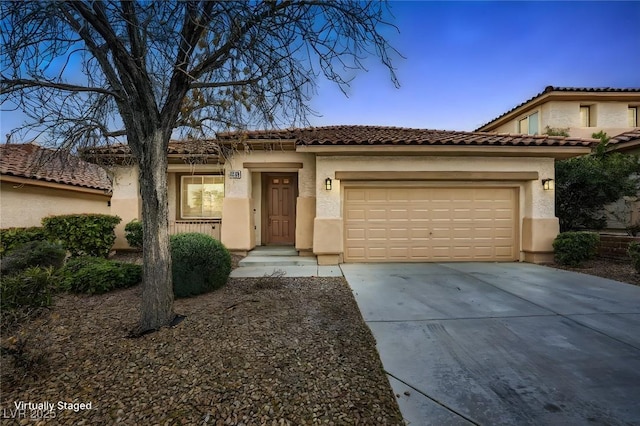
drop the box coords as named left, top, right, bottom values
left=341, top=262, right=640, bottom=426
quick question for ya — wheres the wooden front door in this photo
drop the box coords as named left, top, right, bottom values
left=264, top=173, right=297, bottom=245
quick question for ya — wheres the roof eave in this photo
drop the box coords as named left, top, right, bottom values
left=296, top=144, right=591, bottom=159
left=0, top=174, right=112, bottom=195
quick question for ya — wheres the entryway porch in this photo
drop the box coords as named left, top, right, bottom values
left=231, top=246, right=342, bottom=278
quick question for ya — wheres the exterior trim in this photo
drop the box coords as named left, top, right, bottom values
left=298, top=145, right=590, bottom=159
left=0, top=174, right=111, bottom=197
left=335, top=171, right=539, bottom=181
left=243, top=162, right=303, bottom=169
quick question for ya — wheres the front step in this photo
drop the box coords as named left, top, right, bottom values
left=249, top=246, right=298, bottom=257
left=239, top=256, right=317, bottom=267
left=238, top=246, right=317, bottom=267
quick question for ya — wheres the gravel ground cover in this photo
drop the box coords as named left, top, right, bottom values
left=1, top=275, right=403, bottom=425
left=551, top=257, right=640, bottom=286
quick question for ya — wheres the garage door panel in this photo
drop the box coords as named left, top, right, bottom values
left=389, top=209, right=409, bottom=220
left=345, top=189, right=366, bottom=202
left=389, top=247, right=409, bottom=258
left=389, top=228, right=410, bottom=239
left=411, top=228, right=430, bottom=239
left=346, top=208, right=366, bottom=221
left=367, top=247, right=388, bottom=258
left=366, top=189, right=388, bottom=202
left=390, top=189, right=411, bottom=202
left=344, top=187, right=517, bottom=262
left=368, top=228, right=387, bottom=239
left=346, top=228, right=365, bottom=239
left=367, top=209, right=387, bottom=221
left=346, top=247, right=366, bottom=260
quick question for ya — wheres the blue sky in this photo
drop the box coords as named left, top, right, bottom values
left=309, top=1, right=640, bottom=131
left=1, top=1, right=639, bottom=139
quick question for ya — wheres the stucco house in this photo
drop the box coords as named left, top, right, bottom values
left=0, top=142, right=112, bottom=229
left=85, top=126, right=593, bottom=264
left=476, top=86, right=640, bottom=139
left=477, top=86, right=640, bottom=231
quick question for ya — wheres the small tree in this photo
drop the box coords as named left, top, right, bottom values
left=556, top=132, right=640, bottom=231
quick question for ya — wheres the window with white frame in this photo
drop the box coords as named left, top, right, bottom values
left=580, top=105, right=593, bottom=127
left=517, top=111, right=539, bottom=135
left=180, top=175, right=224, bottom=219
left=630, top=106, right=638, bottom=127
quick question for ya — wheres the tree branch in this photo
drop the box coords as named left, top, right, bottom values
left=190, top=78, right=260, bottom=89
left=0, top=77, right=117, bottom=96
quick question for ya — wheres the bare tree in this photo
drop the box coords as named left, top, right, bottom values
left=1, top=1, right=399, bottom=333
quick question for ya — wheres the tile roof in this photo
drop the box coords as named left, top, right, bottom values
left=82, top=140, right=223, bottom=157
left=0, top=143, right=111, bottom=191
left=607, top=130, right=640, bottom=152
left=82, top=126, right=595, bottom=161
left=220, top=125, right=595, bottom=147
left=608, top=129, right=640, bottom=145
left=476, top=86, right=640, bottom=131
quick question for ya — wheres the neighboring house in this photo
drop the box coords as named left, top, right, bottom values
left=0, top=142, right=112, bottom=229
left=605, top=130, right=640, bottom=230
left=476, top=86, right=640, bottom=139
left=85, top=126, right=593, bottom=264
left=477, top=86, right=640, bottom=232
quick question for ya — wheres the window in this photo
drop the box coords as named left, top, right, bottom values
left=517, top=111, right=539, bottom=135
left=630, top=106, right=638, bottom=127
left=180, top=175, right=224, bottom=218
left=580, top=105, right=592, bottom=127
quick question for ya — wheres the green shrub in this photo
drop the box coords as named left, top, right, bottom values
left=42, top=214, right=121, bottom=257
left=553, top=231, right=600, bottom=266
left=124, top=219, right=143, bottom=249
left=57, top=256, right=142, bottom=294
left=0, top=227, right=47, bottom=255
left=170, top=233, right=231, bottom=298
left=1, top=267, right=56, bottom=312
left=0, top=240, right=66, bottom=276
left=628, top=242, right=640, bottom=273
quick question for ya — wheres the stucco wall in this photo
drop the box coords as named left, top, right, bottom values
left=315, top=155, right=555, bottom=218
left=109, top=166, right=140, bottom=249
left=166, top=163, right=224, bottom=221
left=225, top=150, right=315, bottom=197
left=313, top=155, right=557, bottom=263
left=492, top=101, right=637, bottom=137
left=0, top=181, right=111, bottom=229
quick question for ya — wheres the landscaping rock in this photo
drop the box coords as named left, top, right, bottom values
left=1, top=276, right=403, bottom=425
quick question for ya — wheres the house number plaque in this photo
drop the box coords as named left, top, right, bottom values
left=229, top=170, right=241, bottom=179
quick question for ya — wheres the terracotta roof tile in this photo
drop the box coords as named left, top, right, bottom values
left=82, top=140, right=223, bottom=157
left=476, top=86, right=640, bottom=131
left=220, top=125, right=595, bottom=148
left=608, top=129, right=640, bottom=145
left=607, top=129, right=640, bottom=153
left=0, top=143, right=111, bottom=191
left=83, top=125, right=595, bottom=159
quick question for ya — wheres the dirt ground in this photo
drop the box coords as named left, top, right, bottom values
left=1, top=275, right=404, bottom=425
left=550, top=257, right=640, bottom=286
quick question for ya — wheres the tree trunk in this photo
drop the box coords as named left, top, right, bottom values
left=138, top=130, right=174, bottom=332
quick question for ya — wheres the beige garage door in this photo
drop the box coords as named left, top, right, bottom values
left=344, top=187, right=517, bottom=262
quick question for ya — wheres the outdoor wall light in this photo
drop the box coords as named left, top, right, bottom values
left=325, top=177, right=332, bottom=191
left=542, top=178, right=555, bottom=191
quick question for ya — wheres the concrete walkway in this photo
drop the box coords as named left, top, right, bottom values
left=230, top=246, right=342, bottom=278
left=342, top=262, right=640, bottom=426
